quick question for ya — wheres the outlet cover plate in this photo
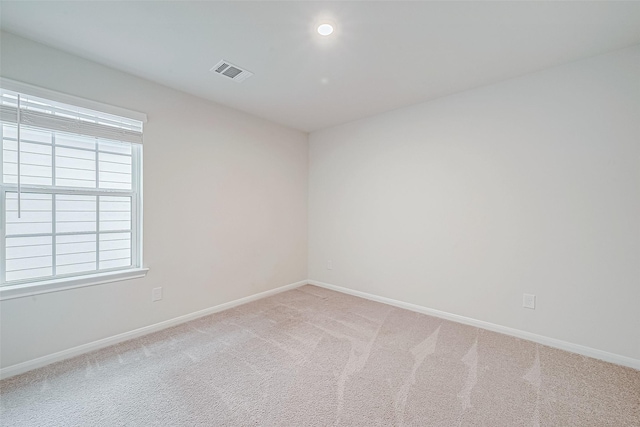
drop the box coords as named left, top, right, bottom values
left=152, top=287, right=162, bottom=302
left=523, top=293, right=535, bottom=309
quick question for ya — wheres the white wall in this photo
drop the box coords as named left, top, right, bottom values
left=309, top=46, right=640, bottom=361
left=0, top=32, right=308, bottom=368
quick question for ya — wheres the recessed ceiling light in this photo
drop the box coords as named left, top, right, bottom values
left=317, top=24, right=334, bottom=36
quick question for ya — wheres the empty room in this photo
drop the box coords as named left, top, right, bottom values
left=0, top=1, right=639, bottom=426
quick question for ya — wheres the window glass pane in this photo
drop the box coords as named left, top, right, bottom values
left=56, top=195, right=97, bottom=233
left=98, top=139, right=131, bottom=155
left=99, top=171, right=132, bottom=187
left=57, top=234, right=96, bottom=254
left=100, top=248, right=131, bottom=262
left=56, top=132, right=96, bottom=151
left=100, top=196, right=131, bottom=231
left=56, top=167, right=96, bottom=184
left=3, top=138, right=53, bottom=186
left=5, top=236, right=53, bottom=282
left=56, top=262, right=97, bottom=276
left=55, top=146, right=96, bottom=188
left=99, top=152, right=132, bottom=164
left=99, top=232, right=131, bottom=250
left=6, top=236, right=52, bottom=259
left=56, top=234, right=97, bottom=275
left=2, top=123, right=17, bottom=139
left=5, top=193, right=52, bottom=235
left=17, top=126, right=52, bottom=144
left=57, top=252, right=96, bottom=267
left=98, top=158, right=131, bottom=175
left=99, top=152, right=131, bottom=190
left=100, top=257, right=131, bottom=270
left=99, top=232, right=131, bottom=270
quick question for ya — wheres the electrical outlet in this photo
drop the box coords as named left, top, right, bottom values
left=327, top=260, right=333, bottom=270
left=523, top=293, right=535, bottom=309
left=152, top=287, right=162, bottom=302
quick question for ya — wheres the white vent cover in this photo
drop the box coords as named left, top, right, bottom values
left=210, top=60, right=253, bottom=83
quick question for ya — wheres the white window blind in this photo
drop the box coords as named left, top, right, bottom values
left=0, top=91, right=143, bottom=144
left=0, top=86, right=143, bottom=286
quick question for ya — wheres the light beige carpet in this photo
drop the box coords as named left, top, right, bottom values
left=1, top=285, right=638, bottom=426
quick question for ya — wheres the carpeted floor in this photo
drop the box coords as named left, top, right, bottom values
left=1, top=285, right=639, bottom=426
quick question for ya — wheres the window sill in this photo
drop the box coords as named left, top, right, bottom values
left=0, top=268, right=149, bottom=301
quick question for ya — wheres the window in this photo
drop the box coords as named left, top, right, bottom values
left=0, top=80, right=146, bottom=296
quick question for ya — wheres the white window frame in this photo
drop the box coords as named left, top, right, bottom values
left=0, top=79, right=148, bottom=300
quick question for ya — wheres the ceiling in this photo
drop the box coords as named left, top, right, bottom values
left=1, top=1, right=640, bottom=132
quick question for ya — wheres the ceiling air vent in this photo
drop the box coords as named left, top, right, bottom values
left=210, top=60, right=253, bottom=83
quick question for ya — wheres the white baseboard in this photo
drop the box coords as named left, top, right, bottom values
left=4, top=278, right=637, bottom=379
left=308, top=280, right=640, bottom=371
left=0, top=280, right=307, bottom=380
